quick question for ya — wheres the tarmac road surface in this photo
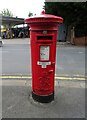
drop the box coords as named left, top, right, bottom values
left=0, top=38, right=85, bottom=78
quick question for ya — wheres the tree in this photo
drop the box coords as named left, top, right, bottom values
left=0, top=9, right=14, bottom=31
left=45, top=2, right=87, bottom=25
left=28, top=12, right=36, bottom=17
left=44, top=2, right=87, bottom=42
left=0, top=8, right=13, bottom=17
left=28, top=12, right=33, bottom=17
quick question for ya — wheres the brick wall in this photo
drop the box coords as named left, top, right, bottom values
left=74, top=36, right=87, bottom=46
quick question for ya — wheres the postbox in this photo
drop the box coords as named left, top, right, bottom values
left=25, top=11, right=63, bottom=103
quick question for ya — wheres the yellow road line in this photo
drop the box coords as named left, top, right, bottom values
left=55, top=76, right=85, bottom=80
left=0, top=76, right=32, bottom=79
left=0, top=75, right=86, bottom=80
left=55, top=74, right=86, bottom=77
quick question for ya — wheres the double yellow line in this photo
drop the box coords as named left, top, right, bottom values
left=0, top=75, right=86, bottom=80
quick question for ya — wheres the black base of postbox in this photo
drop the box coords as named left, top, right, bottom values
left=32, top=92, right=54, bottom=103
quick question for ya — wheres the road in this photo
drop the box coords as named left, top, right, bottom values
left=0, top=38, right=85, bottom=77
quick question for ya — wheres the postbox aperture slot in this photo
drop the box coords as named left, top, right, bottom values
left=40, top=46, right=50, bottom=61
left=37, top=36, right=52, bottom=40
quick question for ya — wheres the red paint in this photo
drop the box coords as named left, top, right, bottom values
left=25, top=12, right=63, bottom=96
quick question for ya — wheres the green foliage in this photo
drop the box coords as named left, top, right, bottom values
left=44, top=2, right=87, bottom=37
left=45, top=2, right=87, bottom=24
left=0, top=8, right=13, bottom=17
left=28, top=12, right=33, bottom=17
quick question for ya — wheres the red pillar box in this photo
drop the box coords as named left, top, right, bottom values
left=25, top=11, right=63, bottom=103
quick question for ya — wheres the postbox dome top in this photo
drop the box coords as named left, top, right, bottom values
left=25, top=10, right=63, bottom=24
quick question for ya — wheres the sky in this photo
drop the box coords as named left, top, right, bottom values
left=0, top=0, right=45, bottom=19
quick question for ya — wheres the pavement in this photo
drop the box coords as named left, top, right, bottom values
left=0, top=79, right=85, bottom=118
left=1, top=38, right=30, bottom=45
left=0, top=38, right=86, bottom=119
left=1, top=38, right=73, bottom=45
